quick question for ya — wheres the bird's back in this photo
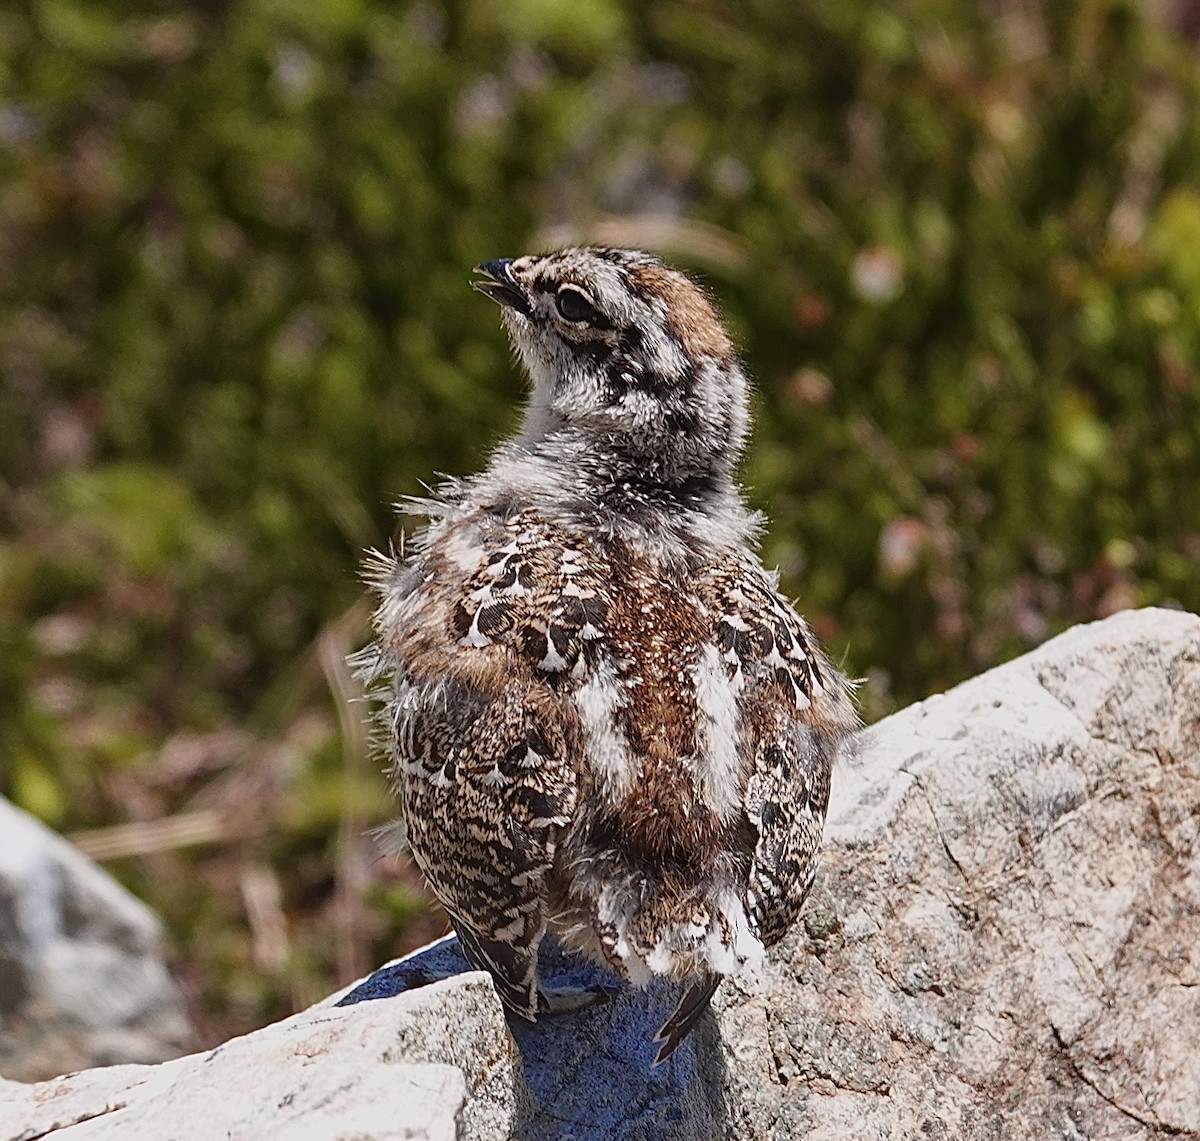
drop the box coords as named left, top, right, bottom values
left=374, top=493, right=853, bottom=991
left=365, top=245, right=858, bottom=1063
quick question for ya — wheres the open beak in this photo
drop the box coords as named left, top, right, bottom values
left=472, top=259, right=532, bottom=317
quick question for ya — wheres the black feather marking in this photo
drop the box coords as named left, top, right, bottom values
left=476, top=602, right=513, bottom=636
left=652, top=975, right=721, bottom=1065
left=452, top=601, right=472, bottom=637
left=453, top=921, right=542, bottom=1022
left=577, top=339, right=615, bottom=365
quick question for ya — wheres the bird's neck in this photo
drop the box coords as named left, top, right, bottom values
left=467, top=427, right=762, bottom=555
left=532, top=424, right=732, bottom=497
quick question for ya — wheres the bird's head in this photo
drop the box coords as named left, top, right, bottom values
left=473, top=247, right=750, bottom=483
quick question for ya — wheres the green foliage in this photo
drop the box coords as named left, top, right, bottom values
left=2, top=0, right=1199, bottom=1043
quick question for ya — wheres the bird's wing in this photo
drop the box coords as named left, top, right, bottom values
left=369, top=511, right=605, bottom=1018
left=700, top=560, right=856, bottom=947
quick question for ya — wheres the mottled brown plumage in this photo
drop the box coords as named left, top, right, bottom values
left=359, top=248, right=857, bottom=1064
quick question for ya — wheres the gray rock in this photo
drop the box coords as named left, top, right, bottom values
left=2, top=607, right=1197, bottom=1139
left=0, top=799, right=196, bottom=1082
left=0, top=977, right=515, bottom=1141
left=724, top=605, right=1200, bottom=1140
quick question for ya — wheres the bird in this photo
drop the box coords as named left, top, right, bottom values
left=358, top=246, right=858, bottom=1064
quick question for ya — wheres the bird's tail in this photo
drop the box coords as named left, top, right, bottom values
left=651, top=974, right=721, bottom=1065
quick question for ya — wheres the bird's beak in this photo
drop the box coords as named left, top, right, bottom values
left=472, top=259, right=532, bottom=317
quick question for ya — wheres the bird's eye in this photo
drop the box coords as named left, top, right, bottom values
left=555, top=286, right=601, bottom=325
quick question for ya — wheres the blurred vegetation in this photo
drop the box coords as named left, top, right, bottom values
left=2, top=0, right=1199, bottom=1046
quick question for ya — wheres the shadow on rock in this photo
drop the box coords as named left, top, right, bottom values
left=338, top=936, right=728, bottom=1140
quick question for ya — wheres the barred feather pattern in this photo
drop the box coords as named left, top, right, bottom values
left=366, top=504, right=854, bottom=1036
left=362, top=246, right=859, bottom=1063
